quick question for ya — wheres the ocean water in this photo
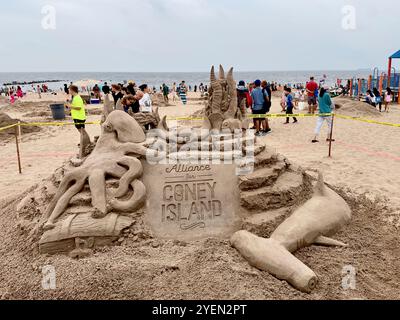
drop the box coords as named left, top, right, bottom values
left=0, top=70, right=371, bottom=91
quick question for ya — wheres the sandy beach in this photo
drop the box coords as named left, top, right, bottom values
left=0, top=90, right=399, bottom=300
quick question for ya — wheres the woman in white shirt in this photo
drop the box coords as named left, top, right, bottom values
left=139, top=84, right=152, bottom=113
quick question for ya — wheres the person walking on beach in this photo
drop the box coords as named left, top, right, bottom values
left=65, top=85, right=90, bottom=158
left=37, top=85, right=42, bottom=99
left=64, top=84, right=69, bottom=95
left=284, top=87, right=297, bottom=124
left=373, top=88, right=382, bottom=112
left=306, top=77, right=318, bottom=114
left=250, top=80, right=269, bottom=136
left=384, top=87, right=392, bottom=113
left=312, top=86, right=334, bottom=143
left=178, top=81, right=188, bottom=105
left=162, top=83, right=170, bottom=103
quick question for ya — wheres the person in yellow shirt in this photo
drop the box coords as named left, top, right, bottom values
left=65, top=85, right=91, bottom=158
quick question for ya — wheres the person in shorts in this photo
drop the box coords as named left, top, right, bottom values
left=66, top=85, right=90, bottom=158
left=306, top=77, right=318, bottom=114
left=250, top=80, right=270, bottom=136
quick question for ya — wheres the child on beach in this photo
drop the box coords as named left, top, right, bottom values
left=373, top=88, right=382, bottom=112
left=284, top=88, right=297, bottom=124
left=280, top=87, right=287, bottom=112
left=384, top=87, right=392, bottom=113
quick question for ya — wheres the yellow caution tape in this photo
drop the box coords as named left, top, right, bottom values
left=247, top=113, right=333, bottom=119
left=17, top=121, right=101, bottom=127
left=1, top=113, right=399, bottom=132
left=335, top=114, right=400, bottom=128
left=0, top=123, right=18, bottom=132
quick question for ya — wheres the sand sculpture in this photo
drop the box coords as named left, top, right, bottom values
left=41, top=111, right=162, bottom=231
left=231, top=171, right=351, bottom=293
left=203, top=65, right=247, bottom=131
left=19, top=66, right=351, bottom=293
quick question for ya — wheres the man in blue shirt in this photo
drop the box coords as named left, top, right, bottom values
left=251, top=79, right=270, bottom=136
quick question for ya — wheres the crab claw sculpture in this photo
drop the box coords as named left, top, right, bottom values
left=204, top=65, right=245, bottom=131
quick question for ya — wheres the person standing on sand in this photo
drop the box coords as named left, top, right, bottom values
left=162, top=83, right=170, bottom=103
left=250, top=80, right=269, bottom=137
left=102, top=82, right=110, bottom=95
left=306, top=77, right=318, bottom=114
left=64, top=84, right=69, bottom=95
left=179, top=81, right=188, bottom=105
left=373, top=88, right=382, bottom=112
left=384, top=87, right=392, bottom=113
left=312, top=86, right=334, bottom=143
left=171, top=82, right=178, bottom=102
left=237, top=80, right=252, bottom=116
left=111, top=84, right=124, bottom=105
left=16, top=86, right=23, bottom=99
left=261, top=80, right=272, bottom=133
left=284, top=87, right=298, bottom=124
left=65, top=85, right=90, bottom=158
left=36, top=85, right=42, bottom=99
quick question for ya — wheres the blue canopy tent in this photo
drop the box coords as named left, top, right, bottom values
left=387, top=49, right=400, bottom=85
left=387, top=50, right=400, bottom=103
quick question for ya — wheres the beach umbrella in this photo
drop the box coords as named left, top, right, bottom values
left=73, top=79, right=100, bottom=88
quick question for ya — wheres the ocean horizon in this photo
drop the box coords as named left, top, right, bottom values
left=0, top=70, right=372, bottom=90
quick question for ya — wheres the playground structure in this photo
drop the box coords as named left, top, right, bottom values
left=336, top=50, right=400, bottom=104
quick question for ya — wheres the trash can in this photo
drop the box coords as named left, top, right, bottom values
left=49, top=103, right=65, bottom=120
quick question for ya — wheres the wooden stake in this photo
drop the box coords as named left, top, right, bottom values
left=15, top=123, right=22, bottom=174
left=328, top=114, right=335, bottom=158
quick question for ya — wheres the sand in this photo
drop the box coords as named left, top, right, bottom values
left=0, top=92, right=399, bottom=300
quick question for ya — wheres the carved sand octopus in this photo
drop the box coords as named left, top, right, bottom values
left=43, top=111, right=162, bottom=231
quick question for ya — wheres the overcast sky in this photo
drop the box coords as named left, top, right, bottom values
left=1, top=0, right=399, bottom=72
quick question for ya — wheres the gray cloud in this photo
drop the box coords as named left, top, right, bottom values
left=0, top=0, right=398, bottom=71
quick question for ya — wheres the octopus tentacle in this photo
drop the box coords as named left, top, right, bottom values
left=43, top=176, right=87, bottom=230
left=114, top=157, right=143, bottom=198
left=110, top=180, right=146, bottom=213
left=121, top=142, right=167, bottom=163
left=89, top=169, right=107, bottom=217
left=105, top=163, right=128, bottom=179
left=44, top=170, right=86, bottom=220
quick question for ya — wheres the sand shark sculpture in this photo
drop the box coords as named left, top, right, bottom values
left=231, top=171, right=352, bottom=293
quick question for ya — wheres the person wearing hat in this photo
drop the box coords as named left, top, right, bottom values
left=312, top=85, right=334, bottom=143
left=250, top=79, right=270, bottom=136
left=237, top=80, right=252, bottom=117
